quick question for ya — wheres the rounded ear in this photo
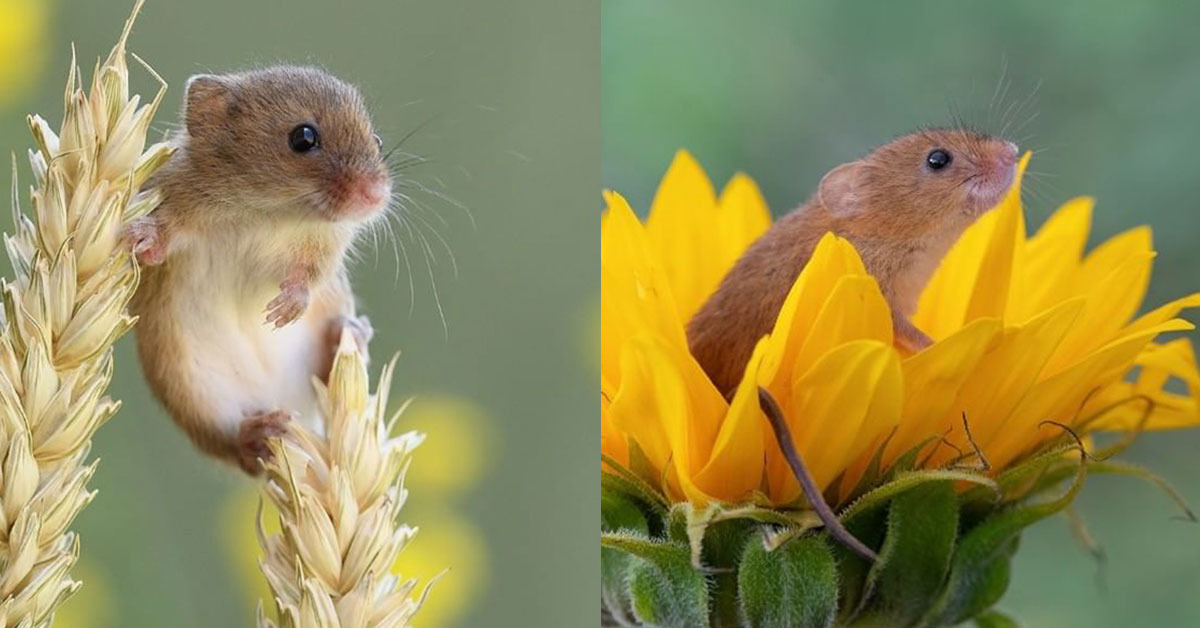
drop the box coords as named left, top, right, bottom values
left=184, top=74, right=231, bottom=133
left=817, top=160, right=864, bottom=217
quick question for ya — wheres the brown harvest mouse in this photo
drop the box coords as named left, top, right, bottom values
left=688, top=129, right=1019, bottom=395
left=125, top=66, right=390, bottom=473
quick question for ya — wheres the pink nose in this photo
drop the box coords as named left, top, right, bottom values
left=354, top=180, right=390, bottom=206
left=1001, top=141, right=1019, bottom=164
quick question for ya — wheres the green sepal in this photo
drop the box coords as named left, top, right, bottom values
left=885, top=435, right=943, bottom=476
left=738, top=530, right=838, bottom=628
left=603, top=454, right=670, bottom=516
left=922, top=459, right=1086, bottom=626
left=974, top=609, right=1021, bottom=628
left=843, top=429, right=897, bottom=505
left=602, top=490, right=651, bottom=624
left=840, top=469, right=997, bottom=523
left=1083, top=459, right=1196, bottom=522
left=832, top=503, right=889, bottom=625
left=613, top=536, right=711, bottom=628
left=961, top=444, right=1074, bottom=506
left=857, top=481, right=959, bottom=627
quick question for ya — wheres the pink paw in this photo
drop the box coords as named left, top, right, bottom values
left=123, top=216, right=167, bottom=266
left=265, top=279, right=310, bottom=328
left=236, top=410, right=292, bottom=474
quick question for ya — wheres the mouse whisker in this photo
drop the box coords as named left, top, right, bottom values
left=395, top=177, right=475, bottom=230
left=404, top=204, right=459, bottom=278
left=392, top=210, right=448, bottom=337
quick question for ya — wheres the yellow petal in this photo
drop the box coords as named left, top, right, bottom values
left=889, top=317, right=1002, bottom=466
left=791, top=275, right=893, bottom=373
left=1007, top=196, right=1093, bottom=323
left=600, top=376, right=628, bottom=467
left=986, top=319, right=1191, bottom=468
left=939, top=298, right=1084, bottom=464
left=916, top=153, right=1030, bottom=335
left=715, top=172, right=771, bottom=267
left=1045, top=251, right=1153, bottom=375
left=693, top=337, right=769, bottom=502
left=600, top=192, right=687, bottom=390
left=757, top=233, right=871, bottom=395
left=766, top=340, right=901, bottom=503
left=1088, top=339, right=1200, bottom=431
left=609, top=335, right=727, bottom=503
left=645, top=150, right=723, bottom=320
left=1122, top=293, right=1200, bottom=336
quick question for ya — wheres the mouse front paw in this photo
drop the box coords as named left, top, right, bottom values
left=122, top=215, right=168, bottom=266
left=264, top=279, right=311, bottom=328
left=237, top=409, right=293, bottom=474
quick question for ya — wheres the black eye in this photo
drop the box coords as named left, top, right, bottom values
left=288, top=124, right=320, bottom=153
left=373, top=133, right=384, bottom=150
left=926, top=149, right=952, bottom=170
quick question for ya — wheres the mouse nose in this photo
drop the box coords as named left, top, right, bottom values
left=354, top=179, right=391, bottom=206
left=1003, top=141, right=1019, bottom=162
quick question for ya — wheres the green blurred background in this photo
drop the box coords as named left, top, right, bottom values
left=0, top=0, right=595, bottom=626
left=604, top=1, right=1200, bottom=625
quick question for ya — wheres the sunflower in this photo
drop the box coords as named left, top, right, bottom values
left=602, top=150, right=1199, bottom=506
left=600, top=150, right=1200, bottom=628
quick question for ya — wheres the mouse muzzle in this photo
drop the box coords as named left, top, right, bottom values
left=966, top=140, right=1019, bottom=214
left=326, top=169, right=392, bottom=221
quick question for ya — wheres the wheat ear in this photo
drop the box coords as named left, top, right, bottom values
left=0, top=1, right=171, bottom=625
left=257, top=333, right=430, bottom=627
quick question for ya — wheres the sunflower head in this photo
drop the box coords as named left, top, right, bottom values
left=600, top=150, right=1200, bottom=627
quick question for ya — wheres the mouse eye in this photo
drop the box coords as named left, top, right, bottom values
left=288, top=124, right=320, bottom=153
left=925, top=149, right=952, bottom=171
left=373, top=133, right=384, bottom=150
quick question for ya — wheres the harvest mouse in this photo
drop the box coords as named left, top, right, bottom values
left=688, top=129, right=1019, bottom=395
left=126, top=66, right=389, bottom=473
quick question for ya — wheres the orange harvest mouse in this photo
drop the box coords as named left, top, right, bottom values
left=688, top=129, right=1019, bottom=394
left=125, top=66, right=389, bottom=473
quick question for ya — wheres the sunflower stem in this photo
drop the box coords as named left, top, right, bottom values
left=757, top=387, right=878, bottom=562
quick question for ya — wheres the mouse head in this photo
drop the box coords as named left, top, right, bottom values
left=818, top=129, right=1019, bottom=237
left=183, top=66, right=390, bottom=222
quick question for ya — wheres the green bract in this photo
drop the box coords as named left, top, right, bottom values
left=600, top=440, right=1190, bottom=628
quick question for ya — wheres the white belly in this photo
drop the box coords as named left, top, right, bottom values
left=165, top=225, right=328, bottom=436
left=175, top=297, right=322, bottom=435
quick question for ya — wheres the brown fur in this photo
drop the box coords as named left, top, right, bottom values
left=688, top=129, right=1019, bottom=395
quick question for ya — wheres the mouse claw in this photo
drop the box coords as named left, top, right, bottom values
left=265, top=279, right=310, bottom=328
left=122, top=215, right=168, bottom=266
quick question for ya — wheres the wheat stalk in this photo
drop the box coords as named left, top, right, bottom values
left=257, top=333, right=429, bottom=628
left=0, top=2, right=170, bottom=625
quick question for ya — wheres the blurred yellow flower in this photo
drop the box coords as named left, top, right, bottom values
left=601, top=150, right=1200, bottom=506
left=391, top=507, right=488, bottom=628
left=0, top=0, right=47, bottom=109
left=396, top=395, right=492, bottom=495
left=53, top=559, right=113, bottom=628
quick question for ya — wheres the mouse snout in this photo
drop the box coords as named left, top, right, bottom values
left=326, top=170, right=391, bottom=221
left=963, top=140, right=1019, bottom=213
left=1000, top=141, right=1019, bottom=165
left=353, top=178, right=391, bottom=207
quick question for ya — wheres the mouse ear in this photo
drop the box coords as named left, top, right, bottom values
left=184, top=74, right=231, bottom=133
left=817, top=161, right=864, bottom=218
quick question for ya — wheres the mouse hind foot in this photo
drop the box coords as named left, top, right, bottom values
left=237, top=409, right=293, bottom=474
